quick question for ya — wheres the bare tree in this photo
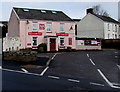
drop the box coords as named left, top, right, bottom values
left=92, top=4, right=109, bottom=17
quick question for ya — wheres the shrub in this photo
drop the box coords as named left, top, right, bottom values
left=38, top=47, right=44, bottom=53
left=23, top=48, right=32, bottom=52
left=38, top=43, right=47, bottom=52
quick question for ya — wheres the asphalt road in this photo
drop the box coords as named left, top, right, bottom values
left=2, top=69, right=115, bottom=91
left=2, top=50, right=120, bottom=91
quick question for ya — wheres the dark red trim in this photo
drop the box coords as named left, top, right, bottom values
left=27, top=43, right=31, bottom=45
left=32, top=46, right=38, bottom=48
left=56, top=33, right=69, bottom=36
left=28, top=32, right=42, bottom=35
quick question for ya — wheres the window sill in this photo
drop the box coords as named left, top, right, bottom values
left=46, top=31, right=52, bottom=33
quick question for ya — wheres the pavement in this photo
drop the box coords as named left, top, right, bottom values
left=1, top=50, right=120, bottom=91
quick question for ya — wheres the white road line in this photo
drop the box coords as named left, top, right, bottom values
left=89, top=58, right=95, bottom=65
left=112, top=83, right=120, bottom=86
left=115, top=56, right=118, bottom=58
left=2, top=68, right=41, bottom=76
left=115, top=52, right=118, bottom=54
left=40, top=66, right=49, bottom=76
left=117, top=65, right=120, bottom=70
left=97, top=69, right=112, bottom=87
left=0, top=66, right=2, bottom=69
left=48, top=76, right=60, bottom=79
left=21, top=68, right=28, bottom=73
left=46, top=53, right=57, bottom=66
left=68, top=79, right=80, bottom=83
left=51, top=53, right=57, bottom=60
left=87, top=54, right=89, bottom=58
left=90, top=82, right=104, bottom=86
left=97, top=69, right=120, bottom=89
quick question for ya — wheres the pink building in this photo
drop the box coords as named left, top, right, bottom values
left=8, top=7, right=76, bottom=51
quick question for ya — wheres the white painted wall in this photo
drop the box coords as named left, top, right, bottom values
left=104, top=22, right=119, bottom=39
left=3, top=36, right=20, bottom=52
left=77, top=13, right=104, bottom=39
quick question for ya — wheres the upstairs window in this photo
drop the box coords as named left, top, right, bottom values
left=108, top=24, right=110, bottom=31
left=32, top=22, right=38, bottom=32
left=46, top=23, right=52, bottom=32
left=23, top=9, right=29, bottom=12
left=108, top=33, right=110, bottom=39
left=60, top=23, right=64, bottom=32
left=115, top=25, right=117, bottom=32
left=41, top=10, right=46, bottom=13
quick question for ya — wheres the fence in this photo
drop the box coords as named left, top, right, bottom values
left=101, top=39, right=120, bottom=49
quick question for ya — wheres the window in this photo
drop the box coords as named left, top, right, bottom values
left=60, top=23, right=64, bottom=32
left=33, top=37, right=37, bottom=46
left=108, top=33, right=110, bottom=39
left=52, top=11, right=57, bottom=14
left=32, top=22, right=38, bottom=32
left=69, top=38, right=72, bottom=45
left=46, top=23, right=52, bottom=32
left=115, top=34, right=117, bottom=39
left=23, top=9, right=29, bottom=12
left=41, top=10, right=46, bottom=13
left=60, top=38, right=64, bottom=46
left=115, top=25, right=117, bottom=32
left=108, top=24, right=110, bottom=30
left=112, top=34, right=114, bottom=39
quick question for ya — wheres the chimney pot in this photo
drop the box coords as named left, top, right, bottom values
left=87, top=8, right=93, bottom=14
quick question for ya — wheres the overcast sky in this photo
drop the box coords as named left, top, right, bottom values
left=0, top=1, right=119, bottom=21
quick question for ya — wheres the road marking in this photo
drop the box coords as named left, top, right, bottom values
left=115, top=52, right=118, bottom=54
left=51, top=53, right=57, bottom=60
left=90, top=82, right=104, bottom=86
left=97, top=69, right=112, bottom=86
left=68, top=79, right=80, bottom=83
left=97, top=69, right=120, bottom=89
left=0, top=66, right=2, bottom=69
left=2, top=68, right=42, bottom=76
left=21, top=68, right=28, bottom=73
left=46, top=53, right=57, bottom=66
left=89, top=58, right=95, bottom=65
left=115, top=56, right=118, bottom=58
left=117, top=65, right=120, bottom=70
left=87, top=54, right=89, bottom=58
left=112, top=83, right=120, bottom=86
left=48, top=76, right=60, bottom=79
left=40, top=66, right=49, bottom=76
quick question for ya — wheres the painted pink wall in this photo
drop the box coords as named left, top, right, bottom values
left=19, top=20, right=76, bottom=50
left=8, top=10, right=19, bottom=37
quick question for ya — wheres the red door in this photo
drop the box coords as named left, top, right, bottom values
left=50, top=38, right=56, bottom=51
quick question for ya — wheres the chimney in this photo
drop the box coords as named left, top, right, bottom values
left=87, top=8, right=93, bottom=14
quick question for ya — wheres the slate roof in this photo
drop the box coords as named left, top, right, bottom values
left=93, top=14, right=120, bottom=24
left=13, top=7, right=74, bottom=21
left=73, top=19, right=81, bottom=21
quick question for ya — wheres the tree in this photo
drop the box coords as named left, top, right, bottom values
left=92, top=4, right=109, bottom=17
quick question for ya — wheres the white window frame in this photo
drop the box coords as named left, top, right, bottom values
left=60, top=38, right=64, bottom=46
left=46, top=23, right=52, bottom=32
left=60, top=23, right=64, bottom=32
left=32, top=22, right=38, bottom=32
left=32, top=37, right=37, bottom=46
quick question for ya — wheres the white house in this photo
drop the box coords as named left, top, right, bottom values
left=77, top=8, right=120, bottom=39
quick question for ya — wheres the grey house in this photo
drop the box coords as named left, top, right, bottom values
left=77, top=8, right=120, bottom=39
